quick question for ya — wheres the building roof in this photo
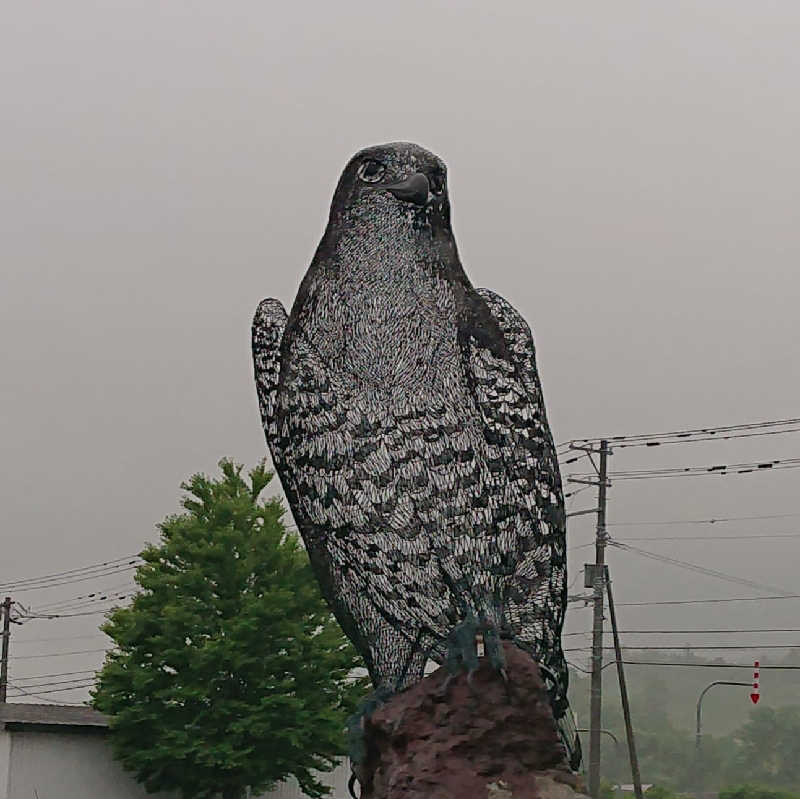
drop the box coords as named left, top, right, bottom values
left=0, top=703, right=108, bottom=729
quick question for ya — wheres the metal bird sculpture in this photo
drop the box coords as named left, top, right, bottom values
left=252, top=142, right=579, bottom=769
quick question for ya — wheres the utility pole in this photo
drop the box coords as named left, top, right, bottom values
left=605, top=567, right=643, bottom=799
left=587, top=440, right=609, bottom=799
left=0, top=597, right=12, bottom=703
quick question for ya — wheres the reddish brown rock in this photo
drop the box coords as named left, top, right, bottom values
left=358, top=643, right=588, bottom=799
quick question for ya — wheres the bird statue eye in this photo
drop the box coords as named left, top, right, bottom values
left=357, top=160, right=386, bottom=183
left=429, top=170, right=445, bottom=195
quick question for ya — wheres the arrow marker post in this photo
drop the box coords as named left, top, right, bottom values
left=751, top=660, right=760, bottom=705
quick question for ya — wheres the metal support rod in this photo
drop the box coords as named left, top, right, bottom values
left=605, top=567, right=643, bottom=799
left=0, top=597, right=12, bottom=703
left=577, top=728, right=620, bottom=747
left=588, top=440, right=609, bottom=799
left=695, top=681, right=749, bottom=792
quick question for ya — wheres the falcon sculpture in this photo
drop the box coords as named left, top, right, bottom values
left=252, top=142, right=578, bottom=768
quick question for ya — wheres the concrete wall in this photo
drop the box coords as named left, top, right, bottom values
left=2, top=728, right=161, bottom=799
left=0, top=728, right=350, bottom=799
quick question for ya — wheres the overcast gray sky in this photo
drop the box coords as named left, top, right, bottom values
left=2, top=1, right=799, bottom=706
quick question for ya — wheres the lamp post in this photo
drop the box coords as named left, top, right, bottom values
left=695, top=681, right=750, bottom=792
left=577, top=728, right=620, bottom=748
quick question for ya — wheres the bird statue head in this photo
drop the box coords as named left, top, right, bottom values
left=326, top=142, right=454, bottom=239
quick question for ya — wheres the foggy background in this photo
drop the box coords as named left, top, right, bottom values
left=2, top=1, right=799, bottom=711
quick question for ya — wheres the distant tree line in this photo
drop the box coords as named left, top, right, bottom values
left=570, top=667, right=800, bottom=793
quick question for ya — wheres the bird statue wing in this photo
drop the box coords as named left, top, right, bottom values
left=465, top=288, right=567, bottom=653
left=252, top=298, right=289, bottom=445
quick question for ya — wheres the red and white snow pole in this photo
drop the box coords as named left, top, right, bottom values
left=750, top=660, right=760, bottom=705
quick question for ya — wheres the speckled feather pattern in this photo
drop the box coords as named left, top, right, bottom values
left=252, top=143, right=570, bottom=722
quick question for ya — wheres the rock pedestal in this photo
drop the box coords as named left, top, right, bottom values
left=358, top=643, right=588, bottom=799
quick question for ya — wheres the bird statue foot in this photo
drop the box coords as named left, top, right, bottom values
left=440, top=616, right=509, bottom=698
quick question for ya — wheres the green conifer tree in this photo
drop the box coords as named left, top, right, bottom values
left=93, top=459, right=364, bottom=799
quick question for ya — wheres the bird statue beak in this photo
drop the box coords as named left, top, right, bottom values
left=379, top=172, right=431, bottom=206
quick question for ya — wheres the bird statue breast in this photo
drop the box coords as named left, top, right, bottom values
left=252, top=142, right=578, bottom=768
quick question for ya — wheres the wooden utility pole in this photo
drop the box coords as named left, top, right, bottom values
left=587, top=440, right=608, bottom=799
left=0, top=596, right=12, bottom=703
left=605, top=567, right=643, bottom=799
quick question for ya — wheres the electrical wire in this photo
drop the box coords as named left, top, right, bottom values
left=0, top=556, right=140, bottom=591
left=616, top=594, right=800, bottom=607
left=13, top=670, right=97, bottom=682
left=35, top=581, right=137, bottom=612
left=0, top=564, right=140, bottom=594
left=604, top=427, right=800, bottom=449
left=10, top=676, right=101, bottom=689
left=564, top=627, right=800, bottom=637
left=6, top=681, right=85, bottom=705
left=14, top=634, right=106, bottom=647
left=35, top=587, right=136, bottom=615
left=564, top=417, right=800, bottom=448
left=9, top=648, right=109, bottom=661
left=570, top=458, right=800, bottom=483
left=7, top=681, right=96, bottom=696
left=21, top=608, right=121, bottom=620
left=608, top=511, right=800, bottom=527
left=608, top=539, right=794, bottom=596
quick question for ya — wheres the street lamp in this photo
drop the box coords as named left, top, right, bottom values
left=695, top=680, right=750, bottom=792
left=577, top=728, right=621, bottom=748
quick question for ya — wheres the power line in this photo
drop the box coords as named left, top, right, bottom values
left=21, top=608, right=119, bottom=620
left=13, top=669, right=97, bottom=682
left=564, top=417, right=800, bottom=448
left=35, top=581, right=137, bottom=612
left=14, top=633, right=106, bottom=646
left=0, top=565, right=140, bottom=594
left=9, top=648, right=108, bottom=661
left=564, top=627, right=800, bottom=637
left=571, top=458, right=800, bottom=483
left=10, top=676, right=101, bottom=689
left=608, top=511, right=800, bottom=527
left=0, top=556, right=140, bottom=591
left=614, top=532, right=800, bottom=542
left=6, top=681, right=85, bottom=705
left=616, top=594, right=800, bottom=607
left=8, top=681, right=95, bottom=696
left=608, top=539, right=794, bottom=596
left=601, top=427, right=800, bottom=449
left=576, top=661, right=800, bottom=671
left=35, top=588, right=136, bottom=615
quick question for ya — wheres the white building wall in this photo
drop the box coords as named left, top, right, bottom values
left=0, top=728, right=350, bottom=799
left=4, top=729, right=167, bottom=799
left=0, top=732, right=11, bottom=799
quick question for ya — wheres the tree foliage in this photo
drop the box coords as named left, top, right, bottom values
left=570, top=660, right=800, bottom=793
left=728, top=707, right=800, bottom=789
left=92, top=460, right=364, bottom=799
